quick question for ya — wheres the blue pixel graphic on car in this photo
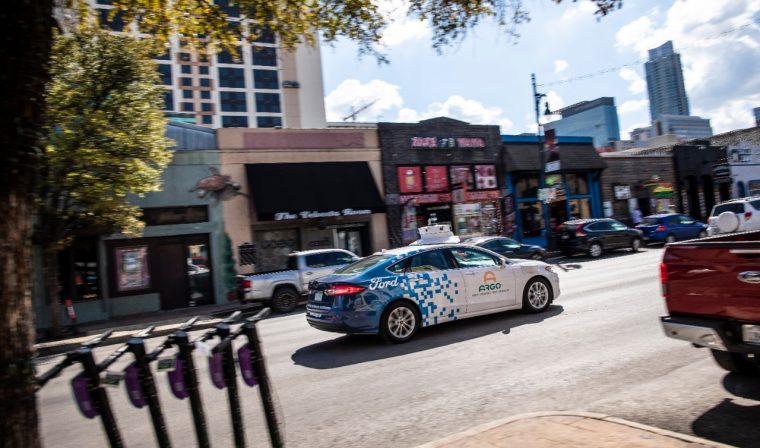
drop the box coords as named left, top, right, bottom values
left=368, top=272, right=461, bottom=326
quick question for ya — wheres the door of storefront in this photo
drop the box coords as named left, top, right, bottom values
left=153, top=234, right=213, bottom=310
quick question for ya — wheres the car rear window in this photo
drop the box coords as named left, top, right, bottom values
left=333, top=254, right=390, bottom=275
left=641, top=217, right=660, bottom=225
left=559, top=223, right=577, bottom=232
left=751, top=199, right=760, bottom=210
left=712, top=203, right=745, bottom=215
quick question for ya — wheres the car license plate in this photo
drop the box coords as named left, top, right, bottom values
left=742, top=324, right=760, bottom=345
left=314, top=291, right=323, bottom=302
left=307, top=311, right=323, bottom=318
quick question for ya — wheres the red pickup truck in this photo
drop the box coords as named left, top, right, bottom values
left=660, top=230, right=760, bottom=375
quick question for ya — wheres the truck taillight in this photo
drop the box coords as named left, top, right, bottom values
left=243, top=279, right=252, bottom=289
left=745, top=211, right=752, bottom=221
left=324, top=285, right=365, bottom=296
left=656, top=225, right=666, bottom=232
left=660, top=263, right=668, bottom=298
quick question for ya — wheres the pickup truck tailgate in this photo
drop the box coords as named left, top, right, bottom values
left=663, top=231, right=760, bottom=321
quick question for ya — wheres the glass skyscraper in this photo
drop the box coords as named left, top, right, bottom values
left=645, top=41, right=690, bottom=121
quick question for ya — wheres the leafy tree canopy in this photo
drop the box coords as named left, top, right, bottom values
left=39, top=26, right=173, bottom=248
left=69, top=0, right=621, bottom=62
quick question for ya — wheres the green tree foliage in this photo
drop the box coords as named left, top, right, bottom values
left=37, top=27, right=173, bottom=331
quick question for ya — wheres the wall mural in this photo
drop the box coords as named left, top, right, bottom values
left=190, top=167, right=246, bottom=200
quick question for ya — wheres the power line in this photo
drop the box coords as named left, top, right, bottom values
left=537, top=19, right=759, bottom=88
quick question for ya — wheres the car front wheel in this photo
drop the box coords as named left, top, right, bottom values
left=698, top=230, right=707, bottom=239
left=631, top=238, right=641, bottom=252
left=588, top=242, right=603, bottom=258
left=381, top=301, right=419, bottom=343
left=665, top=234, right=676, bottom=244
left=522, top=277, right=552, bottom=313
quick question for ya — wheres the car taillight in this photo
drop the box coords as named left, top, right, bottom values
left=324, top=285, right=365, bottom=296
left=656, top=225, right=666, bottom=232
left=659, top=263, right=668, bottom=298
left=242, top=279, right=252, bottom=289
left=745, top=211, right=752, bottom=221
left=575, top=227, right=586, bottom=237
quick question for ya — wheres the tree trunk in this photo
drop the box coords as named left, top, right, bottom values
left=44, top=247, right=62, bottom=337
left=0, top=1, right=55, bottom=447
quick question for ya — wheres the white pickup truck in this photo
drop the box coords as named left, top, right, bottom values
left=237, top=249, right=359, bottom=312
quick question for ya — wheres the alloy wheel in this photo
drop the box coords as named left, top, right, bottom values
left=527, top=281, right=549, bottom=309
left=387, top=307, right=416, bottom=340
left=589, top=243, right=602, bottom=258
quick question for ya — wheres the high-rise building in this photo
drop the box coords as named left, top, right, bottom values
left=753, top=107, right=760, bottom=126
left=544, top=97, right=621, bottom=150
left=652, top=114, right=713, bottom=140
left=645, top=41, right=690, bottom=121
left=93, top=1, right=327, bottom=129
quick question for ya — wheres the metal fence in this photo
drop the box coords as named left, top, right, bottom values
left=36, top=308, right=282, bottom=448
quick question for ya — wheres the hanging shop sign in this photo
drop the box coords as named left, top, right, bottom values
left=614, top=184, right=632, bottom=200
left=409, top=136, right=487, bottom=149
left=273, top=209, right=372, bottom=220
left=546, top=161, right=561, bottom=173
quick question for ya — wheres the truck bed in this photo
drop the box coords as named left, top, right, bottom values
left=662, top=230, right=760, bottom=321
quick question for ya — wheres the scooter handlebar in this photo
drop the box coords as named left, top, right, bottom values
left=247, top=307, right=271, bottom=323
left=222, top=310, right=242, bottom=324
left=82, top=329, right=113, bottom=348
left=36, top=355, right=75, bottom=387
left=178, top=316, right=199, bottom=331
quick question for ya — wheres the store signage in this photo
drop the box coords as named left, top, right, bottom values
left=474, top=165, right=498, bottom=189
left=465, top=190, right=500, bottom=201
left=398, top=166, right=423, bottom=193
left=410, top=136, right=486, bottom=149
left=712, top=163, right=731, bottom=183
left=424, top=166, right=449, bottom=192
left=273, top=209, right=372, bottom=220
left=399, top=193, right=452, bottom=205
left=546, top=161, right=560, bottom=172
left=614, top=185, right=632, bottom=200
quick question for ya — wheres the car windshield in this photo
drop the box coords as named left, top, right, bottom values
left=333, top=254, right=391, bottom=275
left=641, top=217, right=660, bottom=225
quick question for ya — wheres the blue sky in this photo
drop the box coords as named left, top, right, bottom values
left=319, top=0, right=760, bottom=139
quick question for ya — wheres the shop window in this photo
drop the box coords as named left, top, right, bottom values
left=568, top=198, right=591, bottom=219
left=201, top=103, right=213, bottom=112
left=181, top=102, right=194, bottom=112
left=255, top=93, right=281, bottom=113
left=254, top=69, right=279, bottom=89
left=187, top=243, right=212, bottom=306
left=250, top=26, right=276, bottom=43
left=142, top=206, right=208, bottom=226
left=566, top=173, right=589, bottom=195
left=113, top=246, right=151, bottom=292
left=749, top=180, right=760, bottom=196
left=252, top=46, right=277, bottom=66
left=217, top=46, right=244, bottom=64
left=218, top=67, right=246, bottom=88
left=474, top=165, right=498, bottom=190
left=202, top=115, right=213, bottom=125
left=162, top=90, right=174, bottom=111
left=200, top=90, right=211, bottom=99
left=450, top=165, right=474, bottom=190
left=200, top=78, right=211, bottom=87
left=58, top=238, right=101, bottom=302
left=199, top=66, right=209, bottom=75
left=424, top=166, right=449, bottom=192
left=519, top=202, right=544, bottom=237
left=181, top=77, right=193, bottom=87
left=181, top=65, right=192, bottom=74
left=182, top=90, right=193, bottom=99
left=515, top=175, right=539, bottom=198
left=453, top=203, right=481, bottom=237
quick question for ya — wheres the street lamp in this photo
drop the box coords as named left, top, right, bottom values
left=531, top=73, right=554, bottom=248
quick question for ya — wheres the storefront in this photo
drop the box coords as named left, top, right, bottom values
left=672, top=143, right=730, bottom=222
left=501, top=136, right=606, bottom=247
left=217, top=127, right=389, bottom=273
left=378, top=118, right=504, bottom=247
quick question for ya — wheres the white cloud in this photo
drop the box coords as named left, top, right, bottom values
left=324, top=79, right=404, bottom=122
left=554, top=60, right=569, bottom=74
left=614, top=0, right=760, bottom=133
left=694, top=95, right=760, bottom=134
left=379, top=0, right=431, bottom=47
left=619, top=67, right=646, bottom=95
left=561, top=1, right=597, bottom=22
left=396, top=95, right=514, bottom=132
left=619, top=99, right=649, bottom=114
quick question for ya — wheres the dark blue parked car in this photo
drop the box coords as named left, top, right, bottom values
left=635, top=213, right=708, bottom=244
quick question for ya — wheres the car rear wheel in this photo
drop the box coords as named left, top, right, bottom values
left=698, top=230, right=707, bottom=239
left=271, top=287, right=299, bottom=313
left=522, top=277, right=552, bottom=313
left=630, top=238, right=641, bottom=252
left=381, top=301, right=419, bottom=343
left=588, top=242, right=603, bottom=258
left=711, top=350, right=760, bottom=376
left=665, top=234, right=676, bottom=244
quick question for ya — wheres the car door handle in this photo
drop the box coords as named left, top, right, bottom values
left=738, top=271, right=760, bottom=284
left=464, top=272, right=476, bottom=276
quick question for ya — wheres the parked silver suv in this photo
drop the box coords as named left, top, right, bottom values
left=708, top=196, right=760, bottom=234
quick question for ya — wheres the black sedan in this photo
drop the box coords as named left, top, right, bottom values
left=463, top=236, right=547, bottom=261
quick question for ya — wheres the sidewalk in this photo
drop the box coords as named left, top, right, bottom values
left=35, top=301, right=262, bottom=357
left=415, top=412, right=732, bottom=448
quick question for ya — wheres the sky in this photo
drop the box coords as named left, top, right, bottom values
left=318, top=0, right=760, bottom=139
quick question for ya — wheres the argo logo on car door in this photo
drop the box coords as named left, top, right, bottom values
left=478, top=272, right=502, bottom=292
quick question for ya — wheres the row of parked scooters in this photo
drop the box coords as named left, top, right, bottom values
left=36, top=308, right=281, bottom=448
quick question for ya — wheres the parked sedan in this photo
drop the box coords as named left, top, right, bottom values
left=556, top=218, right=643, bottom=258
left=635, top=213, right=707, bottom=244
left=463, top=236, right=546, bottom=260
left=306, top=241, right=559, bottom=343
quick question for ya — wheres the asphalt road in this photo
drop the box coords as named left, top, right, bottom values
left=36, top=246, right=760, bottom=448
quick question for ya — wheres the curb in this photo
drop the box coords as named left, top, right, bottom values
left=414, top=411, right=732, bottom=448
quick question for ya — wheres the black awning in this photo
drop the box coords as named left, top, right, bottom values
left=246, top=162, right=385, bottom=221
